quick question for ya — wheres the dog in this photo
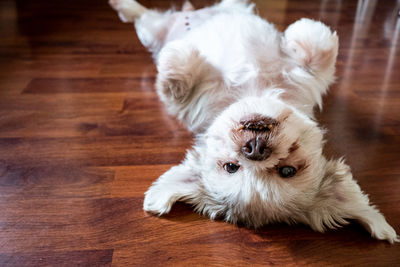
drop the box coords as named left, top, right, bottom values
left=110, top=0, right=398, bottom=243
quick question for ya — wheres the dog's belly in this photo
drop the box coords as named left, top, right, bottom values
left=165, top=7, right=218, bottom=43
left=169, top=12, right=283, bottom=89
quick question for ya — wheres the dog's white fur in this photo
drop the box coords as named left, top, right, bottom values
left=110, top=0, right=398, bottom=243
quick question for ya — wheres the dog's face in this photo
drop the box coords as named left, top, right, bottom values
left=144, top=91, right=398, bottom=242
left=193, top=93, right=326, bottom=226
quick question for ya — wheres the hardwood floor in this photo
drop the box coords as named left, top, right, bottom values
left=0, top=0, right=399, bottom=266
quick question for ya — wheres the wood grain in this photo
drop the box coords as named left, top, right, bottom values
left=0, top=0, right=399, bottom=266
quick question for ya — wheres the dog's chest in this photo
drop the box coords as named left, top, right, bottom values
left=166, top=8, right=218, bottom=43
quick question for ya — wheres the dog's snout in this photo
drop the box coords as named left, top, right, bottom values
left=241, top=136, right=271, bottom=161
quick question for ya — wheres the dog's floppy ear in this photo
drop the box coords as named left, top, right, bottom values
left=307, top=158, right=399, bottom=243
left=143, top=149, right=202, bottom=215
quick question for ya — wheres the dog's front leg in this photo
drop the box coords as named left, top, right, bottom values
left=156, top=42, right=207, bottom=103
left=307, top=158, right=399, bottom=243
left=156, top=41, right=223, bottom=132
left=282, top=18, right=338, bottom=79
left=143, top=150, right=202, bottom=215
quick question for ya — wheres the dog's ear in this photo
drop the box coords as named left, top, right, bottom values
left=143, top=149, right=202, bottom=215
left=307, top=158, right=399, bottom=243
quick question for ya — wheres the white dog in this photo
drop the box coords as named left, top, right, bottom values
left=110, top=0, right=398, bottom=243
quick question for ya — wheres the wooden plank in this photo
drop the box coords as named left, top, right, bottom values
left=23, top=78, right=155, bottom=94
left=0, top=136, right=191, bottom=167
left=0, top=165, right=115, bottom=200
left=0, top=250, right=113, bottom=267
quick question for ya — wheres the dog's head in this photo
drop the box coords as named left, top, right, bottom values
left=193, top=92, right=326, bottom=226
left=145, top=91, right=397, bottom=242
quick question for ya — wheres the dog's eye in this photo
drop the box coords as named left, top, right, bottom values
left=223, top=163, right=240, bottom=173
left=278, top=166, right=297, bottom=178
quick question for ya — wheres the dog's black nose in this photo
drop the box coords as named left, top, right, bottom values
left=241, top=137, right=271, bottom=161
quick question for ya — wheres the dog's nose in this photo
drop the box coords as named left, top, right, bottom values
left=241, top=137, right=271, bottom=161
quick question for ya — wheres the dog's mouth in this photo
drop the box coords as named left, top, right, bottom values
left=238, top=115, right=278, bottom=132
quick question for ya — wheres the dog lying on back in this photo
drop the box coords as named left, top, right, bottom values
left=110, top=0, right=398, bottom=243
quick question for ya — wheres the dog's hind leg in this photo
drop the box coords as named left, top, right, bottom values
left=218, top=0, right=255, bottom=13
left=110, top=0, right=172, bottom=53
left=110, top=0, right=201, bottom=55
left=182, top=1, right=195, bottom=12
left=109, top=0, right=147, bottom=23
left=220, top=0, right=250, bottom=5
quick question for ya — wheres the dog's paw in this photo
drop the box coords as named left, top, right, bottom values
left=282, top=18, right=338, bottom=73
left=143, top=185, right=174, bottom=215
left=109, top=0, right=123, bottom=10
left=109, top=0, right=146, bottom=22
left=158, top=77, right=190, bottom=103
left=221, top=0, right=249, bottom=4
left=370, top=219, right=399, bottom=244
left=156, top=44, right=204, bottom=103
